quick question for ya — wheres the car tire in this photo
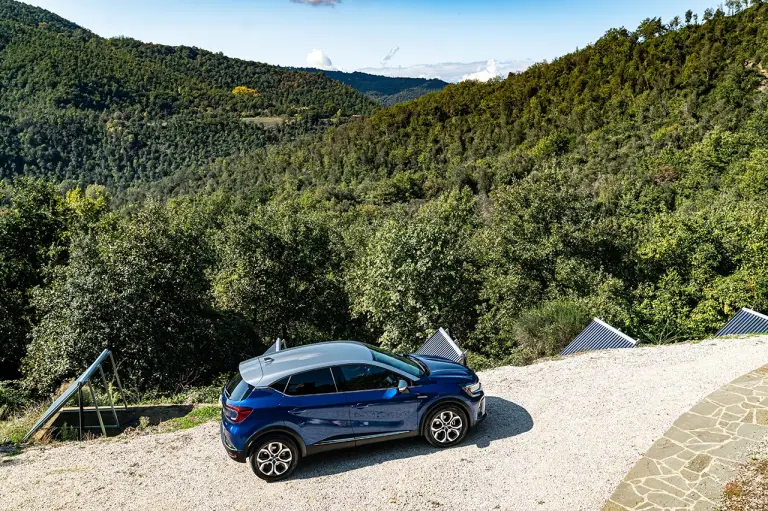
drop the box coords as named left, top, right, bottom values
left=249, top=434, right=300, bottom=481
left=424, top=404, right=468, bottom=448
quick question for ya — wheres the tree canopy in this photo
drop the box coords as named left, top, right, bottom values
left=5, top=2, right=768, bottom=397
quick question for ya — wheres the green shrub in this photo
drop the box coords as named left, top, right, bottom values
left=58, top=423, right=76, bottom=442
left=512, top=299, right=591, bottom=358
left=22, top=202, right=255, bottom=395
left=0, top=381, right=27, bottom=421
left=0, top=419, right=30, bottom=445
left=157, top=405, right=221, bottom=433
left=347, top=190, right=480, bottom=354
left=179, top=374, right=230, bottom=404
left=465, top=347, right=539, bottom=371
left=137, top=416, right=150, bottom=431
left=0, top=402, right=43, bottom=445
left=464, top=351, right=498, bottom=371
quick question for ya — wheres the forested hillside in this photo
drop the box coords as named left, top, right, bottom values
left=0, top=0, right=377, bottom=189
left=299, top=68, right=448, bottom=105
left=4, top=2, right=768, bottom=403
left=162, top=4, right=768, bottom=196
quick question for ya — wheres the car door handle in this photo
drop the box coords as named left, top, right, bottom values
left=352, top=403, right=370, bottom=409
left=288, top=408, right=307, bottom=415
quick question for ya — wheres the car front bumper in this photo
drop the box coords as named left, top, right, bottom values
left=475, top=395, right=487, bottom=424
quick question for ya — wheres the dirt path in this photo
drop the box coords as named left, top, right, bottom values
left=2, top=337, right=767, bottom=511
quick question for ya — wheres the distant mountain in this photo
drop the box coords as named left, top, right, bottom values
left=0, top=0, right=378, bottom=188
left=0, top=0, right=85, bottom=33
left=154, top=3, right=768, bottom=204
left=299, top=69, right=448, bottom=105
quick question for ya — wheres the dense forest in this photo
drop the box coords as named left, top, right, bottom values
left=0, top=0, right=377, bottom=190
left=298, top=68, right=448, bottom=106
left=3, top=1, right=768, bottom=404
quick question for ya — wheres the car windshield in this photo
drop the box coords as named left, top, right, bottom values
left=366, top=344, right=425, bottom=378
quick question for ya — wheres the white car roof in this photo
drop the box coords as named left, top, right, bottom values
left=239, top=341, right=375, bottom=387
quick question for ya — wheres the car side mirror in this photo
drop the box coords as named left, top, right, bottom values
left=397, top=379, right=409, bottom=393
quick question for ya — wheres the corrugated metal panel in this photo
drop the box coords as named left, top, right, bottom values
left=264, top=338, right=287, bottom=355
left=415, top=328, right=466, bottom=365
left=560, top=318, right=638, bottom=356
left=715, top=308, right=768, bottom=337
left=23, top=349, right=112, bottom=442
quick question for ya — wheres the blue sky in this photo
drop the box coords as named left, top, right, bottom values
left=27, top=0, right=717, bottom=81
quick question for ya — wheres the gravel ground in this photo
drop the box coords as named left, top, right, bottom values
left=720, top=438, right=768, bottom=511
left=2, top=337, right=767, bottom=511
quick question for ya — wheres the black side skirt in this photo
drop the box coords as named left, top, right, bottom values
left=306, top=430, right=420, bottom=456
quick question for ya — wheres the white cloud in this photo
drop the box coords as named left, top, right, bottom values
left=381, top=45, right=399, bottom=66
left=291, top=0, right=340, bottom=6
left=462, top=59, right=500, bottom=82
left=306, top=49, right=335, bottom=70
left=357, top=59, right=532, bottom=83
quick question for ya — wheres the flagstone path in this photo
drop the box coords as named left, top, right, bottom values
left=602, top=364, right=768, bottom=511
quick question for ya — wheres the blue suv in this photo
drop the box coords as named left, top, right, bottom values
left=220, top=341, right=486, bottom=480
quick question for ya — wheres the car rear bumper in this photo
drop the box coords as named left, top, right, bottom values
left=221, top=422, right=247, bottom=463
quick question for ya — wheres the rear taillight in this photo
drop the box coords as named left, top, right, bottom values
left=223, top=403, right=253, bottom=423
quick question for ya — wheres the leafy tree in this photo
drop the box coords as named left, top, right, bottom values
left=347, top=190, right=480, bottom=353
left=211, top=202, right=352, bottom=346
left=472, top=167, right=626, bottom=354
left=23, top=201, right=250, bottom=393
left=637, top=17, right=666, bottom=41
left=0, top=179, right=87, bottom=379
left=8, top=2, right=768, bottom=395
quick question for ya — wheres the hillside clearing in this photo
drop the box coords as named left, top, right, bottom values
left=241, top=116, right=289, bottom=128
left=2, top=337, right=767, bottom=511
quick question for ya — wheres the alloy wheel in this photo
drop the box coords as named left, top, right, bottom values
left=430, top=410, right=463, bottom=443
left=255, top=441, right=293, bottom=477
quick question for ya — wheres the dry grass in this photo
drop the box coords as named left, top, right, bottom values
left=0, top=402, right=45, bottom=445
left=721, top=451, right=768, bottom=511
left=119, top=405, right=221, bottom=439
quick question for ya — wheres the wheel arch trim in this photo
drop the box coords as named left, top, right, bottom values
left=419, top=397, right=472, bottom=436
left=245, top=425, right=307, bottom=458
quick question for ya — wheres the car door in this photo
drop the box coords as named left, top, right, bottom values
left=276, top=367, right=353, bottom=446
left=334, top=364, right=419, bottom=439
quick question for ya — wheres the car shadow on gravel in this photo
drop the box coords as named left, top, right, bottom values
left=293, top=396, right=533, bottom=479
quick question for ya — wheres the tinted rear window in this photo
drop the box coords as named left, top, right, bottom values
left=270, top=376, right=290, bottom=394
left=285, top=368, right=337, bottom=396
left=225, top=373, right=254, bottom=401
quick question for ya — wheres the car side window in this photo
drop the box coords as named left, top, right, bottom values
left=338, top=364, right=401, bottom=392
left=269, top=376, right=290, bottom=394
left=284, top=368, right=337, bottom=396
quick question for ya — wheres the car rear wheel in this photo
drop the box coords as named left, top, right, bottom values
left=249, top=434, right=299, bottom=481
left=424, top=405, right=468, bottom=447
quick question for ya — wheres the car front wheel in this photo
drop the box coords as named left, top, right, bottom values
left=249, top=434, right=299, bottom=481
left=424, top=405, right=468, bottom=447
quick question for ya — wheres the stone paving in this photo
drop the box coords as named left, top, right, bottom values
left=603, top=364, right=768, bottom=511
